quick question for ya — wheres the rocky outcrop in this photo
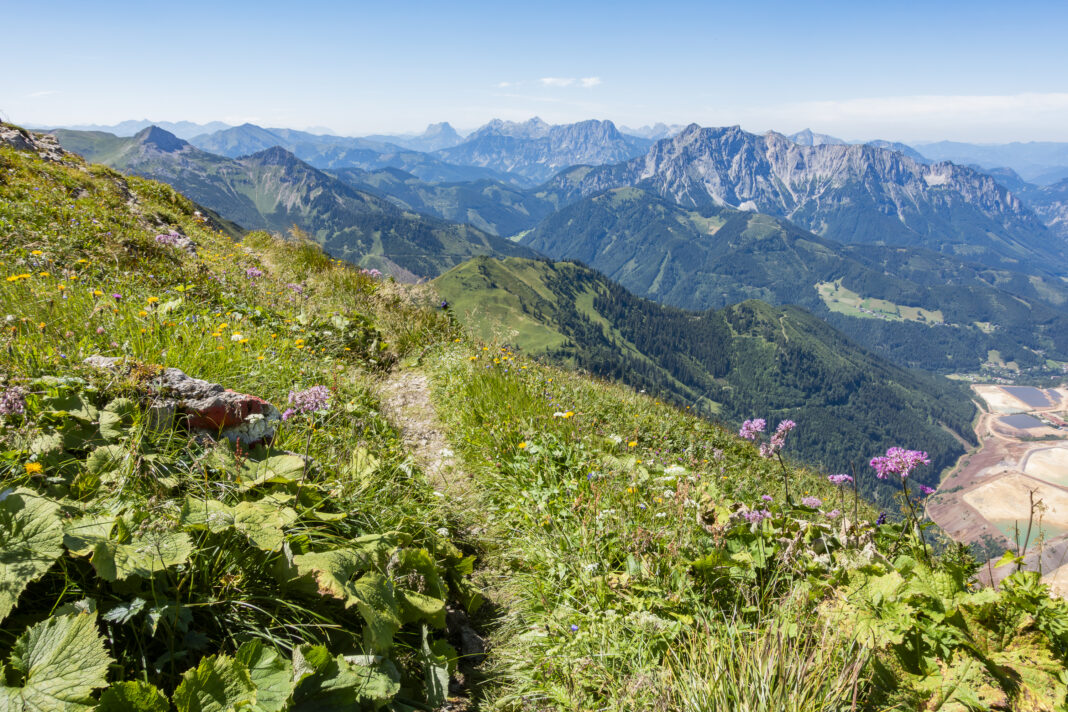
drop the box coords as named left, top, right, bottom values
left=1, top=123, right=68, bottom=162
left=83, top=356, right=280, bottom=446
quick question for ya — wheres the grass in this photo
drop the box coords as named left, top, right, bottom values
left=817, top=280, right=944, bottom=324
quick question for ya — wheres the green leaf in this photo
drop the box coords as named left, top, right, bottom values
left=235, top=640, right=293, bottom=712
left=993, top=550, right=1021, bottom=570
left=0, top=488, right=64, bottom=622
left=102, top=597, right=147, bottom=625
left=0, top=611, right=112, bottom=711
left=99, top=398, right=137, bottom=441
left=96, top=680, right=170, bottom=711
left=63, top=515, right=115, bottom=556
left=172, top=653, right=256, bottom=712
left=345, top=447, right=379, bottom=480
left=180, top=497, right=235, bottom=533
left=420, top=625, right=452, bottom=708
left=290, top=645, right=401, bottom=711
left=351, top=574, right=402, bottom=652
left=91, top=529, right=193, bottom=581
left=233, top=500, right=297, bottom=552
left=85, top=445, right=127, bottom=476
left=236, top=454, right=308, bottom=491
left=398, top=589, right=446, bottom=628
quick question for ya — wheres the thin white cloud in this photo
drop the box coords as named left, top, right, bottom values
left=28, top=90, right=58, bottom=98
left=496, top=81, right=513, bottom=89
left=538, top=77, right=601, bottom=89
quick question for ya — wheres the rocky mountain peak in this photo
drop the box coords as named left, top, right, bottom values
left=133, top=126, right=187, bottom=153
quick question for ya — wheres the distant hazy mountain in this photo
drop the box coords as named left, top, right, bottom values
left=1016, top=177, right=1068, bottom=238
left=35, top=119, right=232, bottom=140
left=362, top=122, right=466, bottom=152
left=434, top=118, right=652, bottom=182
left=518, top=186, right=1068, bottom=371
left=52, top=127, right=534, bottom=278
left=620, top=123, right=686, bottom=140
left=538, top=124, right=1064, bottom=274
left=187, top=122, right=522, bottom=185
left=787, top=129, right=847, bottom=146
left=914, top=141, right=1068, bottom=184
left=435, top=256, right=976, bottom=491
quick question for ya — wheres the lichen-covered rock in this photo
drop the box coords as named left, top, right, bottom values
left=83, top=357, right=280, bottom=446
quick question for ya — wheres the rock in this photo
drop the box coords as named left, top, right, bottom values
left=0, top=124, right=68, bottom=162
left=445, top=607, right=486, bottom=664
left=83, top=357, right=281, bottom=446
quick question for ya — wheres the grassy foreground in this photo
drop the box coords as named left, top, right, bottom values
left=3, top=129, right=1068, bottom=710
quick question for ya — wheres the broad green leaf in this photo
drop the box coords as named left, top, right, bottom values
left=96, top=680, right=169, bottom=711
left=235, top=640, right=293, bottom=712
left=236, top=454, right=307, bottom=491
left=180, top=497, right=235, bottom=533
left=290, top=644, right=400, bottom=711
left=41, top=393, right=98, bottom=422
left=398, top=589, right=446, bottom=628
left=172, top=653, right=256, bottom=712
left=421, top=625, right=451, bottom=708
left=0, top=488, right=64, bottom=622
left=994, top=550, right=1021, bottom=570
left=99, top=398, right=137, bottom=441
left=345, top=447, right=379, bottom=480
left=351, top=574, right=402, bottom=652
left=84, top=445, right=127, bottom=476
left=233, top=501, right=297, bottom=551
left=0, top=611, right=112, bottom=711
left=91, top=529, right=193, bottom=581
left=102, top=597, right=147, bottom=625
left=63, top=515, right=114, bottom=556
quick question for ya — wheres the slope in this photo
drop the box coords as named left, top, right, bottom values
left=434, top=256, right=977, bottom=503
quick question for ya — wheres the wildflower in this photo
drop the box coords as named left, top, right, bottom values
left=155, top=232, right=182, bottom=247
left=628, top=440, right=637, bottom=447
left=246, top=267, right=264, bottom=279
left=96, top=327, right=105, bottom=335
left=761, top=494, right=773, bottom=502
left=0, top=387, right=26, bottom=416
left=518, top=442, right=527, bottom=449
left=739, top=418, right=766, bottom=440
left=283, top=385, right=330, bottom=420
left=876, top=512, right=887, bottom=526
left=146, top=296, right=159, bottom=304
left=30, top=250, right=43, bottom=256
left=826, top=509, right=841, bottom=519
left=919, top=484, right=936, bottom=496
left=801, top=496, right=822, bottom=508
left=24, top=462, right=43, bottom=475
left=138, top=310, right=148, bottom=317
left=230, top=333, right=244, bottom=342
left=743, top=509, right=772, bottom=524
left=870, top=447, right=930, bottom=479
left=828, top=473, right=853, bottom=486
left=93, top=289, right=103, bottom=296
left=286, top=283, right=304, bottom=295
left=570, top=624, right=579, bottom=632
left=112, top=293, right=122, bottom=301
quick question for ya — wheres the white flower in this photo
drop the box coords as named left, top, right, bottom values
left=230, top=333, right=244, bottom=342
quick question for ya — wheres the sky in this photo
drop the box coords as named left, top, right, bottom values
left=3, top=0, right=1068, bottom=143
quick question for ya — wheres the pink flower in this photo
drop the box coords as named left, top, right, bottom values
left=739, top=418, right=766, bottom=440
left=870, top=447, right=930, bottom=479
left=827, top=473, right=853, bottom=486
left=801, top=496, right=822, bottom=508
left=743, top=509, right=772, bottom=524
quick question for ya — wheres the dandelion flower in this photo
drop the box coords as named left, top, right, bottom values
left=24, top=462, right=43, bottom=475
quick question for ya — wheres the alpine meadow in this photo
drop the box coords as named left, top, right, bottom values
left=3, top=1, right=1068, bottom=709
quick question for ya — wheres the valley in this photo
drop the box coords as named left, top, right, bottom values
left=928, top=383, right=1068, bottom=587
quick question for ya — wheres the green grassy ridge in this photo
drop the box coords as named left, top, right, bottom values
left=518, top=187, right=1068, bottom=371
left=0, top=137, right=477, bottom=708
left=51, top=127, right=536, bottom=280
left=433, top=256, right=977, bottom=507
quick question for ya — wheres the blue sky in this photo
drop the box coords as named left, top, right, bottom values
left=4, top=0, right=1068, bottom=142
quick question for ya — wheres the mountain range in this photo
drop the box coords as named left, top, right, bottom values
left=53, top=126, right=532, bottom=277
left=539, top=124, right=1066, bottom=274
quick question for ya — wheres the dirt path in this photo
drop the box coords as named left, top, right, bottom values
left=376, top=368, right=469, bottom=497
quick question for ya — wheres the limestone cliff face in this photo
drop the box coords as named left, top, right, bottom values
left=544, top=124, right=1063, bottom=271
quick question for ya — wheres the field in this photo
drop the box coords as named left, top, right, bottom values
left=816, top=280, right=944, bottom=323
left=928, top=383, right=1068, bottom=586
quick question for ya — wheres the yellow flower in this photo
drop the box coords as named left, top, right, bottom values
left=469, top=356, right=478, bottom=361
left=256, top=355, right=265, bottom=361
left=563, top=411, right=574, bottom=419
left=93, top=290, right=103, bottom=296
left=57, top=284, right=65, bottom=291
left=218, top=323, right=229, bottom=330
left=24, top=462, right=43, bottom=475
left=294, top=338, right=305, bottom=346
left=138, top=310, right=148, bottom=317
left=31, top=250, right=43, bottom=256
left=38, top=271, right=50, bottom=277
left=238, top=338, right=249, bottom=344
left=146, top=296, right=159, bottom=304
left=77, top=259, right=88, bottom=264
left=518, top=442, right=527, bottom=449
left=628, top=440, right=637, bottom=447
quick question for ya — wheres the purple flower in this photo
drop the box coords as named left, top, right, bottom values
left=870, top=448, right=930, bottom=479
left=761, top=494, right=774, bottom=502
left=825, top=509, right=841, bottom=519
left=740, top=418, right=765, bottom=440
left=286, top=385, right=330, bottom=416
left=569, top=624, right=579, bottom=632
left=111, top=293, right=122, bottom=301
left=801, top=496, right=822, bottom=508
left=876, top=512, right=887, bottom=526
left=286, top=283, right=305, bottom=295
left=827, top=474, right=854, bottom=486
left=919, top=484, right=936, bottom=496
left=155, top=232, right=182, bottom=247
left=246, top=267, right=264, bottom=279
left=0, top=387, right=26, bottom=417
left=743, top=509, right=772, bottom=524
